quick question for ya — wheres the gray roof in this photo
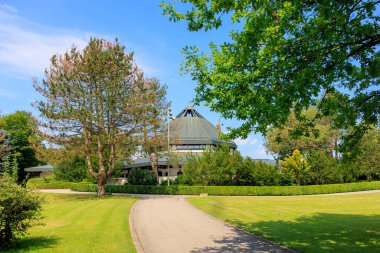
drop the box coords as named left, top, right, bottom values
left=25, top=164, right=54, bottom=172
left=168, top=106, right=237, bottom=148
left=124, top=157, right=167, bottom=169
left=252, top=159, right=278, bottom=166
left=124, top=156, right=187, bottom=169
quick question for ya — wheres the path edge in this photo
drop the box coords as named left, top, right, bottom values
left=129, top=200, right=145, bottom=253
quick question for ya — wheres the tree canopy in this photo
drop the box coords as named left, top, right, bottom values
left=264, top=107, right=339, bottom=160
left=0, top=111, right=39, bottom=181
left=161, top=0, right=380, bottom=143
left=140, top=79, right=169, bottom=179
left=34, top=38, right=167, bottom=195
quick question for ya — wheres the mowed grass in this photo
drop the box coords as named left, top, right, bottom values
left=5, top=194, right=138, bottom=253
left=188, top=192, right=380, bottom=253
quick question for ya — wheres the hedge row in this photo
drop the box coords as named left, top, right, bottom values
left=26, top=178, right=92, bottom=190
left=70, top=181, right=380, bottom=196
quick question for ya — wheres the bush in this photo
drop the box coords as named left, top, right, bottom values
left=71, top=183, right=97, bottom=192
left=280, top=149, right=310, bottom=185
left=306, top=150, right=343, bottom=184
left=54, top=157, right=89, bottom=182
left=127, top=168, right=157, bottom=185
left=182, top=144, right=244, bottom=186
left=70, top=181, right=380, bottom=196
left=26, top=178, right=93, bottom=189
left=0, top=176, right=44, bottom=249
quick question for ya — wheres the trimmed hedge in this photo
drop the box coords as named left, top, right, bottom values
left=26, top=178, right=93, bottom=190
left=70, top=181, right=380, bottom=196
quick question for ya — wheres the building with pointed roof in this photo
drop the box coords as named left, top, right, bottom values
left=169, top=105, right=236, bottom=151
left=123, top=106, right=237, bottom=182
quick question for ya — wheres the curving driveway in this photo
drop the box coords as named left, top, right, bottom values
left=129, top=195, right=293, bottom=253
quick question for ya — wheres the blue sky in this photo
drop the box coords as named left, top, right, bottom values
left=0, top=1, right=270, bottom=159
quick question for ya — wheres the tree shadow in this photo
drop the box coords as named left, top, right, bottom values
left=3, top=236, right=59, bottom=252
left=190, top=228, right=289, bottom=252
left=225, top=213, right=380, bottom=253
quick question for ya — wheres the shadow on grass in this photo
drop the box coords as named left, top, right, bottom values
left=226, top=213, right=380, bottom=253
left=4, top=236, right=59, bottom=252
left=190, top=228, right=287, bottom=253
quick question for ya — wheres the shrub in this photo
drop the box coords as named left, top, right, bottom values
left=26, top=178, right=93, bottom=189
left=71, top=183, right=97, bottom=192
left=127, top=168, right=157, bottom=185
left=306, top=150, right=342, bottom=184
left=251, top=161, right=280, bottom=186
left=0, top=176, right=44, bottom=249
left=234, top=158, right=286, bottom=186
left=280, top=149, right=310, bottom=185
left=69, top=181, right=380, bottom=196
left=183, top=144, right=244, bottom=186
left=54, top=156, right=88, bottom=182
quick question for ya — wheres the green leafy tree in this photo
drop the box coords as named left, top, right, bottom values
left=347, top=128, right=380, bottom=181
left=0, top=176, right=44, bottom=249
left=280, top=149, right=310, bottom=185
left=265, top=107, right=339, bottom=160
left=2, top=156, right=11, bottom=176
left=34, top=38, right=163, bottom=196
left=306, top=150, right=343, bottom=185
left=0, top=130, right=10, bottom=155
left=0, top=112, right=38, bottom=181
left=3, top=155, right=20, bottom=183
left=161, top=1, right=380, bottom=144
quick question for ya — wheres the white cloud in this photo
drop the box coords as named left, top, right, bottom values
left=254, top=148, right=267, bottom=155
left=0, top=4, right=165, bottom=81
left=0, top=4, right=18, bottom=14
left=0, top=87, right=15, bottom=98
left=133, top=53, right=163, bottom=77
left=234, top=137, right=258, bottom=146
left=248, top=148, right=272, bottom=159
left=0, top=5, right=91, bottom=78
left=249, top=138, right=258, bottom=145
left=234, top=137, right=249, bottom=146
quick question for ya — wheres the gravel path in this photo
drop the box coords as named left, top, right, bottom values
left=130, top=195, right=293, bottom=253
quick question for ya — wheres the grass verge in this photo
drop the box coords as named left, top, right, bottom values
left=4, top=194, right=138, bottom=253
left=188, top=192, right=380, bottom=253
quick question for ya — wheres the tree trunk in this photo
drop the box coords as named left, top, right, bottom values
left=1, top=223, right=12, bottom=249
left=97, top=173, right=108, bottom=196
left=150, top=153, right=159, bottom=183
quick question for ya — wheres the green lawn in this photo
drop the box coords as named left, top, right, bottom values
left=188, top=192, right=380, bottom=253
left=5, top=194, right=138, bottom=253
